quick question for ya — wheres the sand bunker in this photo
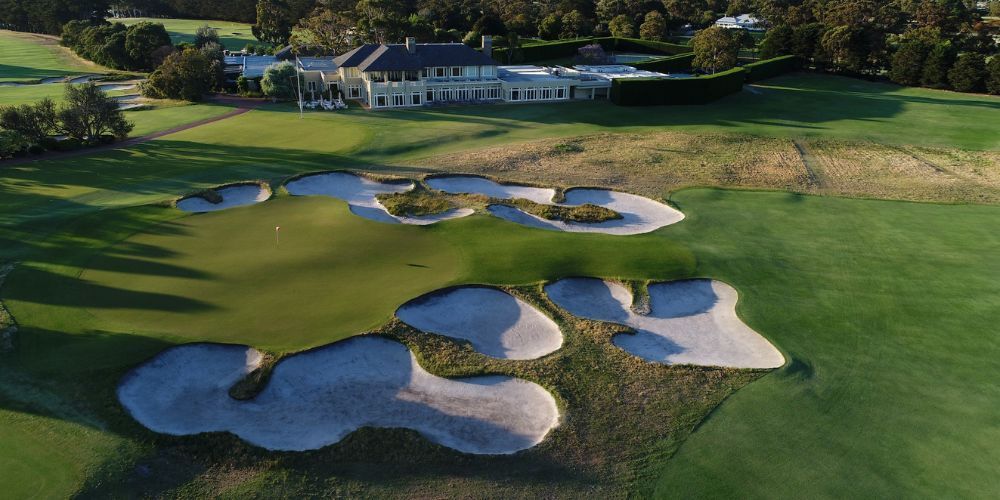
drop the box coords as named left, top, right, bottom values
left=118, top=337, right=559, bottom=454
left=426, top=175, right=684, bottom=235
left=545, top=278, right=784, bottom=368
left=176, top=184, right=270, bottom=213
left=397, top=286, right=563, bottom=360
left=286, top=172, right=473, bottom=225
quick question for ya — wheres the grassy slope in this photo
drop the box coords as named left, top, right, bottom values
left=1, top=73, right=999, bottom=497
left=116, top=18, right=260, bottom=51
left=0, top=30, right=108, bottom=83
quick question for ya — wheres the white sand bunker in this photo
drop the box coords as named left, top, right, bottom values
left=397, top=286, right=563, bottom=360
left=176, top=184, right=269, bottom=213
left=426, top=175, right=684, bottom=235
left=545, top=278, right=784, bottom=368
left=285, top=171, right=473, bottom=225
left=118, top=337, right=559, bottom=454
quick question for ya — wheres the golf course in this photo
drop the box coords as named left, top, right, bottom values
left=2, top=46, right=999, bottom=498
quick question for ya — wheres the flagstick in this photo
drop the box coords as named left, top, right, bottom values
left=275, top=226, right=280, bottom=248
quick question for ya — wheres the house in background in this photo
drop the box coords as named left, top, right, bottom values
left=715, top=14, right=765, bottom=31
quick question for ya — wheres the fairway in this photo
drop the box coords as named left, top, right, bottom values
left=0, top=30, right=108, bottom=83
left=117, top=17, right=261, bottom=50
left=1, top=69, right=999, bottom=498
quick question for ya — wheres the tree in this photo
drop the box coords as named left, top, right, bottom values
left=261, top=61, right=298, bottom=100
left=691, top=26, right=740, bottom=73
left=355, top=0, right=408, bottom=44
left=125, top=21, right=171, bottom=70
left=986, top=56, right=1000, bottom=95
left=0, top=99, right=58, bottom=143
left=290, top=7, right=355, bottom=53
left=608, top=14, right=634, bottom=38
left=142, top=49, right=221, bottom=101
left=253, top=0, right=293, bottom=45
left=820, top=25, right=869, bottom=73
left=58, top=83, right=134, bottom=141
left=889, top=41, right=930, bottom=86
left=759, top=24, right=794, bottom=59
left=560, top=10, right=593, bottom=39
left=537, top=13, right=561, bottom=40
left=194, top=25, right=220, bottom=48
left=948, top=52, right=986, bottom=92
left=921, top=42, right=955, bottom=87
left=639, top=11, right=666, bottom=41
left=791, top=23, right=824, bottom=61
left=505, top=31, right=524, bottom=64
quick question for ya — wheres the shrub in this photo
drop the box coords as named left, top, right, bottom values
left=0, top=99, right=58, bottom=142
left=194, top=25, right=220, bottom=48
left=610, top=67, right=746, bottom=106
left=631, top=53, right=695, bottom=73
left=58, top=84, right=134, bottom=141
left=0, top=131, right=30, bottom=159
left=28, top=144, right=45, bottom=155
left=53, top=138, right=83, bottom=151
left=948, top=53, right=987, bottom=93
left=987, top=56, right=1000, bottom=95
left=377, top=191, right=455, bottom=217
left=261, top=61, right=298, bottom=100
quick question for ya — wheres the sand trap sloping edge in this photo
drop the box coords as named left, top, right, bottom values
left=117, top=336, right=560, bottom=455
left=397, top=286, right=563, bottom=359
left=545, top=278, right=784, bottom=369
left=176, top=182, right=271, bottom=213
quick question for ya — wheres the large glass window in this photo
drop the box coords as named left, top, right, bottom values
left=349, top=86, right=361, bottom=98
left=452, top=67, right=462, bottom=77
left=374, top=95, right=387, bottom=107
left=435, top=67, right=446, bottom=78
left=392, top=94, right=405, bottom=106
left=556, top=87, right=565, bottom=99
left=426, top=90, right=434, bottom=102
left=511, top=88, right=520, bottom=100
left=411, top=93, right=421, bottom=105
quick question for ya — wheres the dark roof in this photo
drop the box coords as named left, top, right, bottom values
left=337, top=42, right=497, bottom=72
left=275, top=45, right=335, bottom=61
left=333, top=44, right=380, bottom=68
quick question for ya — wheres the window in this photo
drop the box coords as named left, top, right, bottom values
left=307, top=81, right=317, bottom=92
left=375, top=95, right=387, bottom=107
left=511, top=89, right=520, bottom=100
left=426, top=90, right=434, bottom=102
left=451, top=67, right=462, bottom=77
left=556, top=87, right=565, bottom=99
left=411, top=93, right=421, bottom=105
left=542, top=88, right=552, bottom=99
left=387, top=71, right=402, bottom=82
left=392, top=94, right=405, bottom=106
left=421, top=68, right=429, bottom=78
left=435, top=67, right=446, bottom=78
left=349, top=85, right=361, bottom=98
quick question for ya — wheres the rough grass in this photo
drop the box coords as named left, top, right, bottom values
left=425, top=131, right=1000, bottom=204
left=508, top=198, right=622, bottom=223
left=377, top=189, right=455, bottom=216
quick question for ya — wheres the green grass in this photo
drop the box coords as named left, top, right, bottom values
left=0, top=30, right=108, bottom=83
left=116, top=18, right=261, bottom=51
left=1, top=71, right=999, bottom=497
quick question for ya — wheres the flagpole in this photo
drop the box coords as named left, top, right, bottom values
left=275, top=226, right=280, bottom=247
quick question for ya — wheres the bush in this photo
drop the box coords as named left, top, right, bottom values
left=261, top=62, right=298, bottom=100
left=744, top=55, right=801, bottom=83
left=0, top=131, right=30, bottom=159
left=987, top=56, right=1000, bottom=95
left=630, top=53, right=696, bottom=73
left=28, top=144, right=45, bottom=155
left=53, top=138, right=83, bottom=151
left=948, top=53, right=987, bottom=93
left=194, top=25, right=220, bottom=48
left=0, top=99, right=58, bottom=142
left=58, top=84, right=134, bottom=141
left=610, top=67, right=746, bottom=106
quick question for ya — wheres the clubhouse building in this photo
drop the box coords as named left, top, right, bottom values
left=228, top=36, right=674, bottom=110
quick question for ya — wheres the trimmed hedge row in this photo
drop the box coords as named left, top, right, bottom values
left=609, top=55, right=802, bottom=106
left=609, top=67, right=747, bottom=106
left=744, top=55, right=800, bottom=83
left=630, top=53, right=696, bottom=73
left=491, top=37, right=691, bottom=63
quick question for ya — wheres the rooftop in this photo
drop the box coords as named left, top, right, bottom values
left=336, top=42, right=497, bottom=72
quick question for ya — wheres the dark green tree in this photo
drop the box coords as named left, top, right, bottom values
left=986, top=56, right=1000, bottom=95
left=125, top=21, right=171, bottom=70
left=889, top=41, right=930, bottom=86
left=58, top=83, right=134, bottom=141
left=194, top=25, right=220, bottom=48
left=920, top=42, right=955, bottom=88
left=948, top=52, right=986, bottom=92
left=760, top=24, right=794, bottom=59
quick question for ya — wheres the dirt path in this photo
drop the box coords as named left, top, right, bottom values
left=1, top=97, right=263, bottom=167
left=792, top=139, right=823, bottom=187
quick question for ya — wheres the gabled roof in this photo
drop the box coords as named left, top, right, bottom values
left=336, top=42, right=497, bottom=72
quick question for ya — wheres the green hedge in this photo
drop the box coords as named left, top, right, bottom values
left=744, top=55, right=800, bottom=83
left=630, top=53, right=695, bottom=73
left=491, top=37, right=691, bottom=63
left=609, top=67, right=747, bottom=106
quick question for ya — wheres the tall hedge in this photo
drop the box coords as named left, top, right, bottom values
left=744, top=55, right=800, bottom=83
left=630, top=53, right=696, bottom=73
left=609, top=67, right=746, bottom=106
left=491, top=36, right=691, bottom=63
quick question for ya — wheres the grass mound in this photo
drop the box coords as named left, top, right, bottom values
left=377, top=190, right=455, bottom=216
left=508, top=198, right=623, bottom=223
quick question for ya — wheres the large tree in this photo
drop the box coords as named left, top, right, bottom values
left=639, top=11, right=666, bottom=41
left=253, top=0, right=293, bottom=45
left=142, top=48, right=222, bottom=101
left=290, top=7, right=356, bottom=53
left=948, top=52, right=987, bottom=92
left=691, top=25, right=741, bottom=73
left=124, top=21, right=171, bottom=70
left=58, top=83, right=134, bottom=141
left=608, top=14, right=635, bottom=38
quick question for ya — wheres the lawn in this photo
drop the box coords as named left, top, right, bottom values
left=1, top=71, right=999, bottom=497
left=116, top=17, right=262, bottom=51
left=0, top=30, right=109, bottom=83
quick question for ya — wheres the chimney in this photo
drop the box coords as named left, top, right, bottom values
left=481, top=35, right=492, bottom=58
left=406, top=37, right=416, bottom=54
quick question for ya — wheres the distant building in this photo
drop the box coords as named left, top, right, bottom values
left=715, top=14, right=765, bottom=31
left=230, top=36, right=682, bottom=109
